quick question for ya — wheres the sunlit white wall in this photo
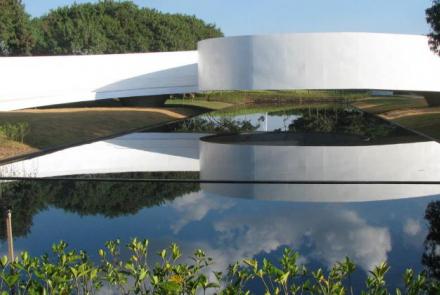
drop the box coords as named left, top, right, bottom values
left=0, top=51, right=198, bottom=111
left=198, top=33, right=440, bottom=92
left=1, top=32, right=440, bottom=111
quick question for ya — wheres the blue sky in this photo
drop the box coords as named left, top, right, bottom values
left=23, top=0, right=433, bottom=36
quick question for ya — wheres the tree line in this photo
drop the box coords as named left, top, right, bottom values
left=2, top=0, right=440, bottom=56
left=0, top=0, right=223, bottom=56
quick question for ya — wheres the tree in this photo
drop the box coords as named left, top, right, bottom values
left=427, top=0, right=440, bottom=55
left=31, top=1, right=223, bottom=55
left=0, top=0, right=34, bottom=56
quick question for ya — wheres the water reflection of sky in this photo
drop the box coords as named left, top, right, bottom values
left=3, top=185, right=438, bottom=290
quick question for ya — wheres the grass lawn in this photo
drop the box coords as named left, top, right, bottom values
left=0, top=106, right=204, bottom=161
left=165, top=99, right=232, bottom=110
left=352, top=96, right=428, bottom=114
left=188, top=90, right=369, bottom=105
left=0, top=138, right=38, bottom=160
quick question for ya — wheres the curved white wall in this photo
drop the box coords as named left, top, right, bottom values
left=0, top=51, right=197, bottom=111
left=198, top=32, right=440, bottom=92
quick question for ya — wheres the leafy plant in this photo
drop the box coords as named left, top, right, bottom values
left=0, top=239, right=438, bottom=294
left=0, top=239, right=221, bottom=294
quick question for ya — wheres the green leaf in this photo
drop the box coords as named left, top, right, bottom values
left=161, top=281, right=181, bottom=292
left=152, top=275, right=159, bottom=285
left=279, top=271, right=290, bottom=285
left=171, top=243, right=181, bottom=260
left=0, top=256, right=8, bottom=267
left=70, top=267, right=78, bottom=278
left=139, top=269, right=147, bottom=281
left=243, top=259, right=258, bottom=270
left=4, top=274, right=20, bottom=288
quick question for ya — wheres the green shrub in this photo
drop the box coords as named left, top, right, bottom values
left=31, top=1, right=223, bottom=55
left=0, top=239, right=438, bottom=294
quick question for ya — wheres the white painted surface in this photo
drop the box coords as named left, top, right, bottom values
left=0, top=51, right=198, bottom=111
left=198, top=33, right=440, bottom=92
left=0, top=133, right=203, bottom=177
left=1, top=33, right=440, bottom=110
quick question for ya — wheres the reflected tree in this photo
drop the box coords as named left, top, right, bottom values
left=0, top=180, right=49, bottom=239
left=288, top=107, right=400, bottom=140
left=0, top=172, right=199, bottom=240
left=423, top=200, right=440, bottom=279
left=174, top=115, right=260, bottom=133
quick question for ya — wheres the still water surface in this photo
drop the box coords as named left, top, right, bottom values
left=0, top=103, right=439, bottom=290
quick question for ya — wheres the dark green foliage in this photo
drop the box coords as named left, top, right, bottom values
left=31, top=1, right=223, bottom=55
left=0, top=0, right=222, bottom=56
left=427, top=0, right=440, bottom=55
left=0, top=0, right=35, bottom=56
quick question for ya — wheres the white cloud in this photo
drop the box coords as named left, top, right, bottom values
left=174, top=196, right=392, bottom=272
left=169, top=192, right=234, bottom=234
left=403, top=218, right=422, bottom=237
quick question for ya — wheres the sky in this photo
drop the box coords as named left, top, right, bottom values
left=22, top=0, right=434, bottom=37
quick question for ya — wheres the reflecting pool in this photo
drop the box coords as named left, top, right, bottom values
left=0, top=103, right=439, bottom=291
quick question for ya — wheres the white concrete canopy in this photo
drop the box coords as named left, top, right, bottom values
left=0, top=32, right=440, bottom=110
left=0, top=51, right=198, bottom=111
